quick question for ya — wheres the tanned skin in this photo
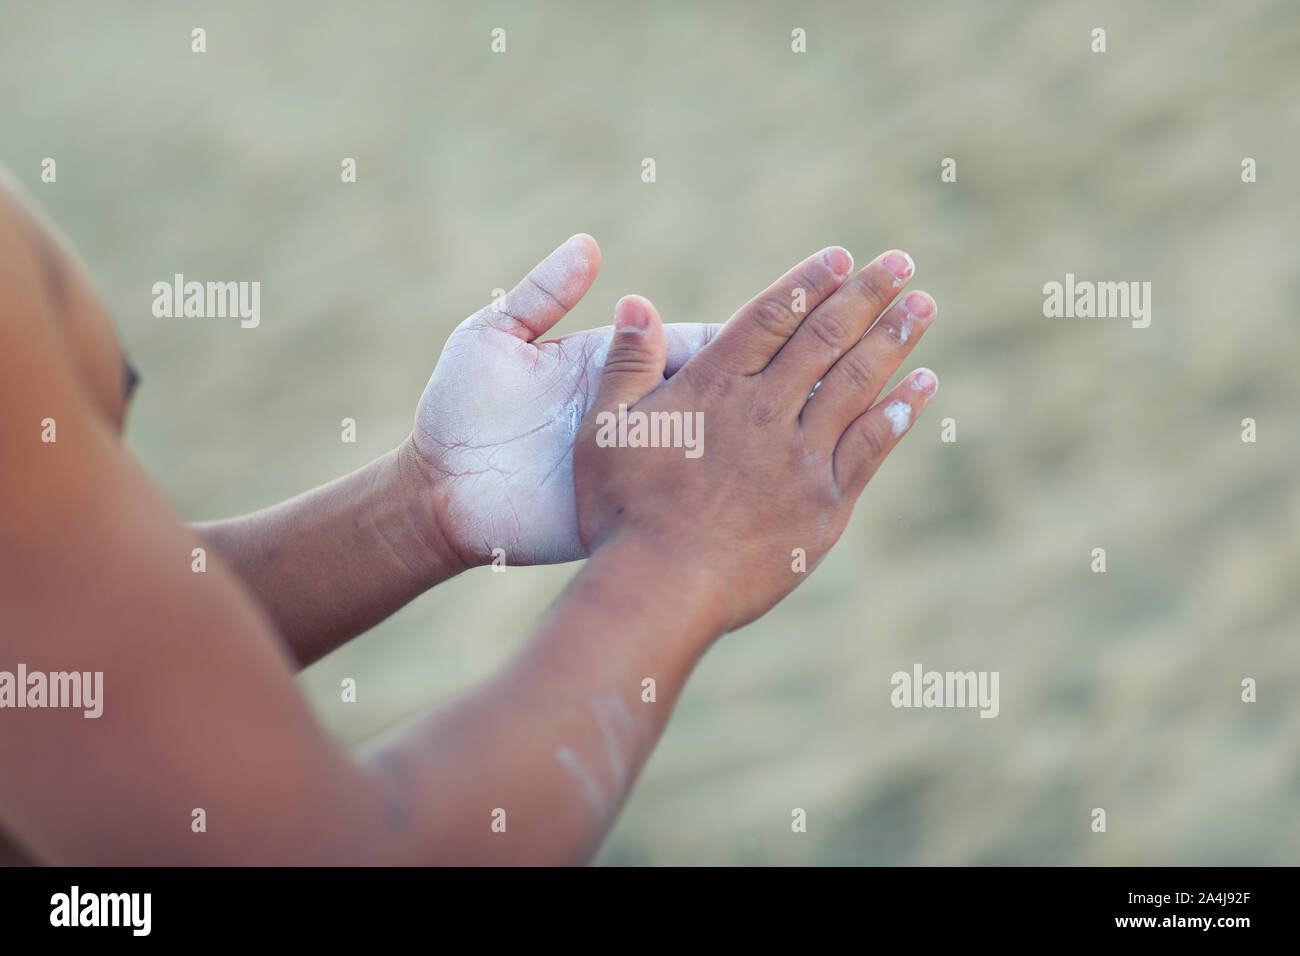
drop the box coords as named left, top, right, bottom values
left=0, top=169, right=937, bottom=864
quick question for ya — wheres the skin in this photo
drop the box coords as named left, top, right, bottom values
left=0, top=170, right=937, bottom=864
left=196, top=234, right=718, bottom=666
left=407, top=234, right=718, bottom=567
left=577, top=248, right=940, bottom=631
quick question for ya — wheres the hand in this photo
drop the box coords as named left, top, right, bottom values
left=574, top=247, right=939, bottom=634
left=409, top=234, right=718, bottom=566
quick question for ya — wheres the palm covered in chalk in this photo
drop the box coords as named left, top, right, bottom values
left=411, top=235, right=716, bottom=565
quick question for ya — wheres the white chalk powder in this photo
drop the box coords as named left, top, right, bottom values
left=555, top=745, right=608, bottom=818
left=553, top=693, right=637, bottom=823
left=884, top=400, right=911, bottom=435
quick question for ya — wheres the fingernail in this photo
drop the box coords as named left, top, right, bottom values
left=881, top=251, right=914, bottom=285
left=616, top=295, right=649, bottom=332
left=910, top=367, right=938, bottom=396
left=823, top=246, right=853, bottom=277
left=903, top=291, right=935, bottom=320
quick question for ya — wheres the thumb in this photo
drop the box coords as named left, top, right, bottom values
left=592, top=295, right=667, bottom=413
left=463, top=233, right=600, bottom=341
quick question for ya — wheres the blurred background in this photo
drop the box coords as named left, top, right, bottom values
left=5, top=0, right=1297, bottom=864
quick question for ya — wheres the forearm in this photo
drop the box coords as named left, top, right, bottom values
left=362, top=534, right=723, bottom=864
left=193, top=437, right=470, bottom=667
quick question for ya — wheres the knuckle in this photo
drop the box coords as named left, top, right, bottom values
left=683, top=355, right=734, bottom=398
left=803, top=262, right=841, bottom=300
left=836, top=351, right=876, bottom=392
left=604, top=344, right=655, bottom=375
left=793, top=268, right=825, bottom=306
left=806, top=311, right=851, bottom=352
left=854, top=268, right=895, bottom=310
left=746, top=294, right=795, bottom=339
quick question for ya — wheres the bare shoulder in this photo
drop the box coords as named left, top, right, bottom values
left=0, top=177, right=381, bottom=864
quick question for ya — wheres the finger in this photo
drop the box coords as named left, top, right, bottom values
left=698, top=246, right=854, bottom=376
left=589, top=295, right=667, bottom=413
left=801, top=290, right=937, bottom=445
left=463, top=233, right=601, bottom=340
left=544, top=320, right=719, bottom=393
left=663, top=323, right=721, bottom=376
left=833, top=367, right=938, bottom=497
left=763, top=249, right=915, bottom=400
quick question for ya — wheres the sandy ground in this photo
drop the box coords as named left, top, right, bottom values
left=5, top=0, right=1298, bottom=863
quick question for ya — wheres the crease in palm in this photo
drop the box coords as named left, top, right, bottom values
left=412, top=234, right=716, bottom=565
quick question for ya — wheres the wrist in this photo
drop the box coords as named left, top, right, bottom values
left=378, top=437, right=479, bottom=584
left=577, top=531, right=730, bottom=654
